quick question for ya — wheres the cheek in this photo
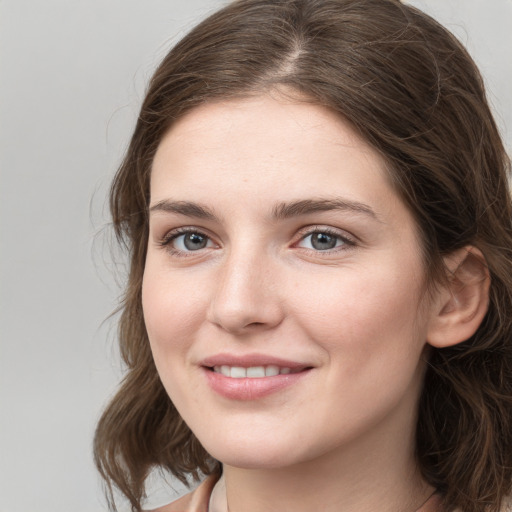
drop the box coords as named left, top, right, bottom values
left=141, top=265, right=209, bottom=407
left=289, top=260, right=427, bottom=367
left=289, top=264, right=428, bottom=430
left=142, top=264, right=206, bottom=358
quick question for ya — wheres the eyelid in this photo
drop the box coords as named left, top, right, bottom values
left=158, top=226, right=219, bottom=255
left=155, top=224, right=357, bottom=257
left=293, top=225, right=357, bottom=251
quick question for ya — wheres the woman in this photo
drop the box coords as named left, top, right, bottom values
left=94, top=1, right=512, bottom=511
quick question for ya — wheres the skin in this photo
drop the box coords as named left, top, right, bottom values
left=143, top=93, right=442, bottom=512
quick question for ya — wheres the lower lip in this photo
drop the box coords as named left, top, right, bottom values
left=203, top=368, right=311, bottom=400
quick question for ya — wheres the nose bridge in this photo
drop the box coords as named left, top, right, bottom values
left=208, top=238, right=282, bottom=333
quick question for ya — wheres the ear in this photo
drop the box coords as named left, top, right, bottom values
left=427, top=246, right=490, bottom=348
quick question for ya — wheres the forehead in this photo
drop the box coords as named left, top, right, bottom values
left=151, top=95, right=396, bottom=208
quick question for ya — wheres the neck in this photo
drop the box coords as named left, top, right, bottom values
left=215, top=403, right=433, bottom=512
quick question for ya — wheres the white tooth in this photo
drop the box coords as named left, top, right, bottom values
left=214, top=366, right=221, bottom=373
left=246, top=366, right=265, bottom=378
left=220, top=365, right=231, bottom=377
left=230, top=366, right=247, bottom=378
left=265, top=365, right=279, bottom=377
left=279, top=367, right=291, bottom=375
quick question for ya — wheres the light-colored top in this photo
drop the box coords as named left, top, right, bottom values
left=150, top=474, right=218, bottom=512
left=149, top=474, right=444, bottom=512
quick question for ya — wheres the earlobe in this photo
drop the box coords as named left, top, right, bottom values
left=427, top=246, right=490, bottom=348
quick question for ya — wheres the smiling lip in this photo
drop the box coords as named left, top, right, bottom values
left=201, top=353, right=313, bottom=400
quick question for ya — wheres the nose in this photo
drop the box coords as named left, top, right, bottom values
left=207, top=249, right=285, bottom=335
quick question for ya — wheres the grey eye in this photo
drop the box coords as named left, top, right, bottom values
left=298, top=232, right=345, bottom=251
left=173, top=232, right=212, bottom=251
left=310, top=232, right=338, bottom=250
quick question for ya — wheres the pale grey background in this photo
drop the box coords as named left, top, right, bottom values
left=0, top=1, right=510, bottom=511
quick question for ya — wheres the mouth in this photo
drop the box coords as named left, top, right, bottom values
left=201, top=353, right=313, bottom=377
left=208, top=365, right=306, bottom=378
left=201, top=355, right=313, bottom=400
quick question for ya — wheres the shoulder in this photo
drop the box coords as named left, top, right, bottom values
left=147, top=474, right=219, bottom=512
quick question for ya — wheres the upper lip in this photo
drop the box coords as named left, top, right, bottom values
left=201, top=353, right=312, bottom=370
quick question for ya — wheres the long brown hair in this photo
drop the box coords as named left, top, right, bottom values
left=94, top=1, right=512, bottom=511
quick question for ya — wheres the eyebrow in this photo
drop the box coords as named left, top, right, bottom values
left=149, top=200, right=217, bottom=220
left=149, top=197, right=379, bottom=222
left=272, top=198, right=379, bottom=221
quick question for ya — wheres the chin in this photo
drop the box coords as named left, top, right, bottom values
left=200, top=433, right=304, bottom=470
left=212, top=451, right=298, bottom=470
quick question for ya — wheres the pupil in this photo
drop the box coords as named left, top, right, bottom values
left=312, top=232, right=337, bottom=250
left=184, top=233, right=207, bottom=250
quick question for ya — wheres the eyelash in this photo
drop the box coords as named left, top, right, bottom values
left=158, top=227, right=216, bottom=257
left=158, top=226, right=356, bottom=257
left=295, top=226, right=356, bottom=253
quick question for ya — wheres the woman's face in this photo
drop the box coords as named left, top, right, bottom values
left=143, top=94, right=438, bottom=469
